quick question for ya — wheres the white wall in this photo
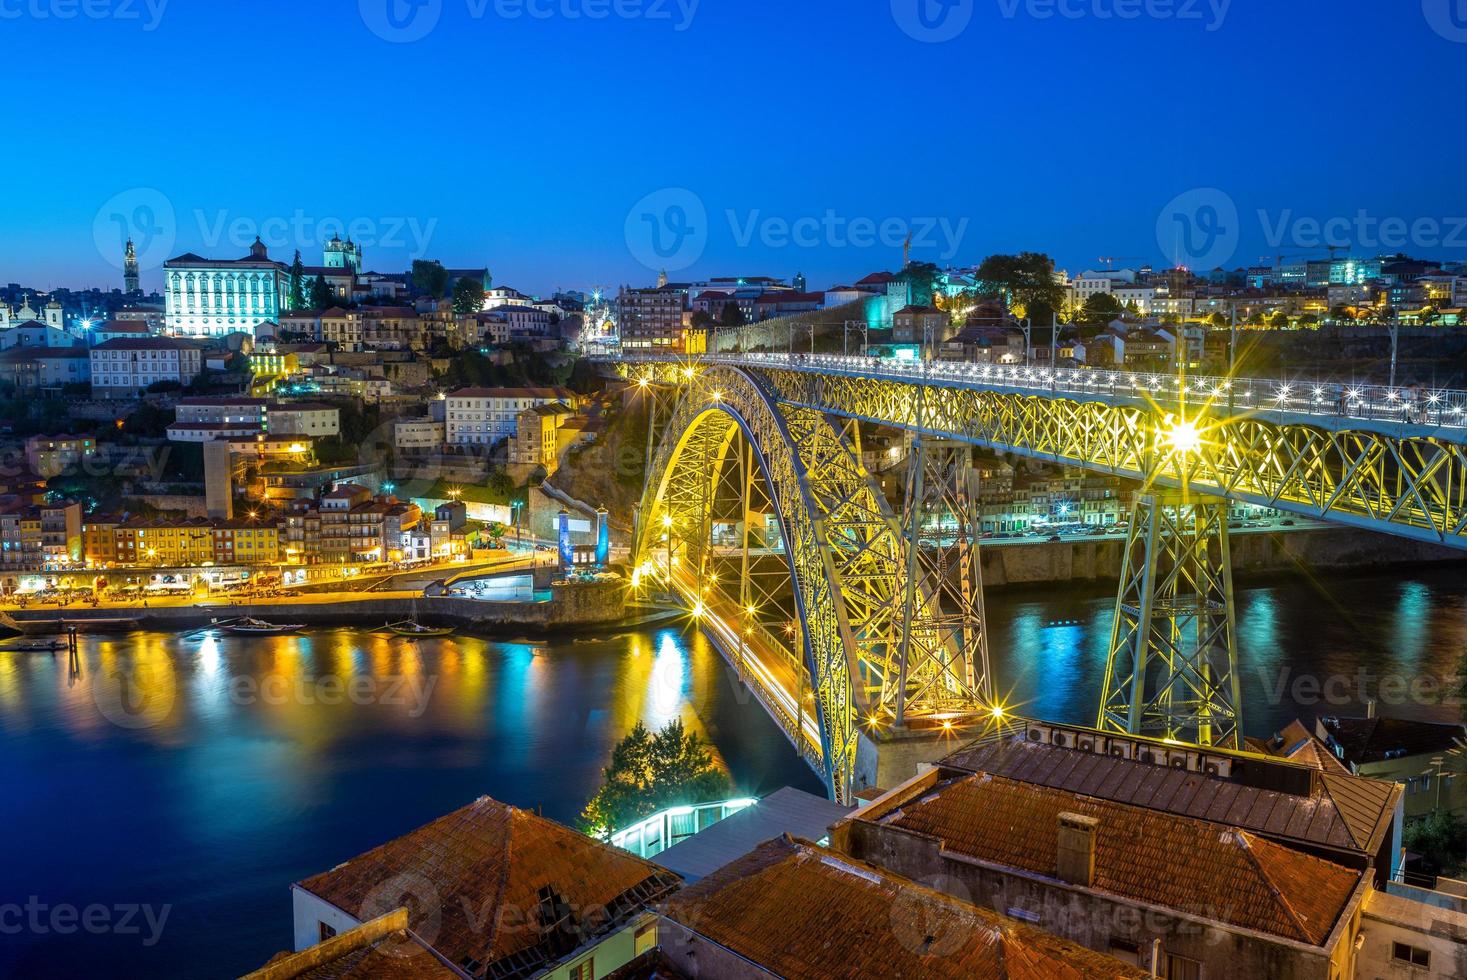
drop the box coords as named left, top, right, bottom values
left=290, top=886, right=362, bottom=952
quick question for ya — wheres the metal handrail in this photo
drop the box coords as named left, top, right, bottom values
left=603, top=349, right=1467, bottom=430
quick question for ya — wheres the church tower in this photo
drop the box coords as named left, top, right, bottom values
left=124, top=239, right=140, bottom=293
left=657, top=269, right=669, bottom=288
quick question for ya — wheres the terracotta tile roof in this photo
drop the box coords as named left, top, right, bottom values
left=662, top=836, right=1148, bottom=979
left=1250, top=720, right=1352, bottom=776
left=448, top=386, right=574, bottom=400
left=941, top=731, right=1399, bottom=859
left=880, top=773, right=1362, bottom=946
left=296, top=797, right=681, bottom=979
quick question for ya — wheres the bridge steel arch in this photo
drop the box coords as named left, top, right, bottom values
left=636, top=366, right=983, bottom=803
left=758, top=368, right=1467, bottom=549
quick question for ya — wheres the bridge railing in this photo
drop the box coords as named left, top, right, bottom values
left=605, top=349, right=1467, bottom=430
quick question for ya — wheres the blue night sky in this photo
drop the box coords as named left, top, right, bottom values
left=3, top=0, right=1464, bottom=295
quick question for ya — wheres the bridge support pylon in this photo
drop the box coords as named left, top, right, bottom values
left=887, top=437, right=993, bottom=727
left=1097, top=492, right=1242, bottom=749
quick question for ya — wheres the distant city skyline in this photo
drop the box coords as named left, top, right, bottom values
left=5, top=1, right=1466, bottom=294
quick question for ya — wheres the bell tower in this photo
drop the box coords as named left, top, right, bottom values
left=124, top=238, right=140, bottom=293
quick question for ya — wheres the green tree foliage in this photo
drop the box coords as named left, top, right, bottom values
left=412, top=259, right=450, bottom=299
left=1403, top=809, right=1467, bottom=878
left=898, top=261, right=943, bottom=307
left=308, top=274, right=336, bottom=311
left=974, top=252, right=1064, bottom=310
left=579, top=719, right=731, bottom=837
left=289, top=250, right=307, bottom=310
left=452, top=277, right=486, bottom=314
left=719, top=301, right=745, bottom=327
left=1079, top=292, right=1125, bottom=324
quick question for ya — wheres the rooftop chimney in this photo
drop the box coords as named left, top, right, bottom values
left=1056, top=812, right=1099, bottom=887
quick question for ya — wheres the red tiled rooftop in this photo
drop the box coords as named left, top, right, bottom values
left=875, top=772, right=1363, bottom=946
left=661, top=836, right=1148, bottom=979
left=296, top=796, right=680, bottom=977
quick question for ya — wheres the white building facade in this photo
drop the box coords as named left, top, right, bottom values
left=164, top=238, right=289, bottom=338
left=444, top=387, right=574, bottom=446
left=90, top=338, right=203, bottom=396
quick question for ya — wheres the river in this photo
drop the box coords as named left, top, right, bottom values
left=2, top=565, right=1464, bottom=977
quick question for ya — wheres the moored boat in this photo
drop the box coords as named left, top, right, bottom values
left=385, top=619, right=453, bottom=638
left=216, top=617, right=304, bottom=636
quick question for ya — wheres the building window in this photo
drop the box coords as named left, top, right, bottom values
left=1392, top=942, right=1430, bottom=968
left=318, top=921, right=337, bottom=942
left=569, top=957, right=594, bottom=980
left=1165, top=954, right=1200, bottom=980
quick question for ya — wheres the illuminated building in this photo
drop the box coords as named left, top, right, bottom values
left=24, top=434, right=96, bottom=478
left=0, top=294, right=64, bottom=332
left=616, top=284, right=688, bottom=350
left=0, top=501, right=82, bottom=569
left=444, top=386, right=575, bottom=446
left=89, top=336, right=202, bottom=395
left=123, top=237, right=139, bottom=293
left=163, top=237, right=289, bottom=337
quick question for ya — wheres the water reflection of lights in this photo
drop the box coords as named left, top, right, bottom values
left=647, top=631, right=688, bottom=723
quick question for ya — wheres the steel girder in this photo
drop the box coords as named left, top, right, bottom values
left=636, top=367, right=990, bottom=803
left=1096, top=494, right=1242, bottom=748
left=760, top=369, right=1467, bottom=548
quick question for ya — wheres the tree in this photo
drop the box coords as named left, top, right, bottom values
left=1403, top=809, right=1467, bottom=878
left=974, top=252, right=1064, bottom=310
left=579, top=719, right=731, bottom=837
left=288, top=250, right=306, bottom=310
left=308, top=274, right=335, bottom=311
left=719, top=301, right=745, bottom=327
left=412, top=259, right=450, bottom=299
left=452, top=276, right=485, bottom=314
left=1079, top=293, right=1124, bottom=325
left=898, top=261, right=943, bottom=308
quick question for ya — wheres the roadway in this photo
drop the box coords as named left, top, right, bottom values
left=616, top=350, right=1467, bottom=435
left=662, top=563, right=824, bottom=767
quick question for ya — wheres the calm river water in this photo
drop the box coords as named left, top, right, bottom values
left=2, top=565, right=1464, bottom=977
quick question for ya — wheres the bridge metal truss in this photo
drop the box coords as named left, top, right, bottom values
left=1097, top=494, right=1242, bottom=749
left=759, top=368, right=1467, bottom=549
left=634, top=367, right=992, bottom=802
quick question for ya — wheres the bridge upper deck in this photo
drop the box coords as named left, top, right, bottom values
left=611, top=350, right=1467, bottom=442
